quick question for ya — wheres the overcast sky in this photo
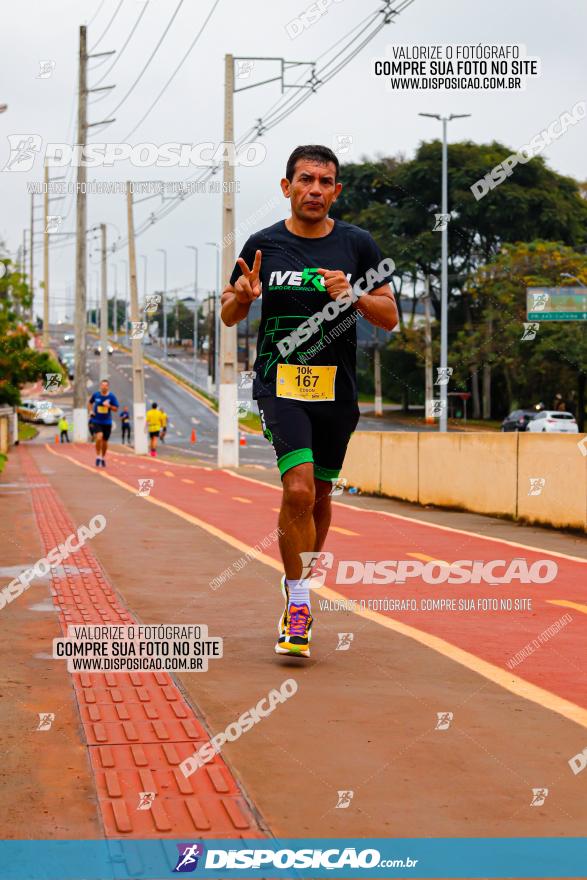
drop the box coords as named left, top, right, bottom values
left=1, top=0, right=585, bottom=320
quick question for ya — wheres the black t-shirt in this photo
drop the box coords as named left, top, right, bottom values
left=229, top=219, right=392, bottom=401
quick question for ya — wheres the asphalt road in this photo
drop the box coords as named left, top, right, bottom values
left=86, top=343, right=275, bottom=467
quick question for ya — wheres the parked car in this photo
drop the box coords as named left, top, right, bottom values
left=527, top=410, right=579, bottom=434
left=500, top=409, right=538, bottom=432
left=17, top=400, right=64, bottom=425
left=63, top=333, right=74, bottom=343
left=57, top=346, right=74, bottom=364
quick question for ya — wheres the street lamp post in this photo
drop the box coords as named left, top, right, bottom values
left=186, top=246, right=199, bottom=386
left=206, top=241, right=220, bottom=393
left=419, top=111, right=470, bottom=432
left=120, top=258, right=128, bottom=341
left=156, top=248, right=167, bottom=361
left=111, top=262, right=118, bottom=341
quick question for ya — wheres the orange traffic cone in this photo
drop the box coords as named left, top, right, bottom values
left=55, top=434, right=60, bottom=444
left=190, top=429, right=197, bottom=443
left=239, top=435, right=247, bottom=447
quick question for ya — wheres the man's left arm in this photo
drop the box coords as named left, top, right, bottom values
left=352, top=282, right=398, bottom=331
left=318, top=271, right=398, bottom=331
left=109, top=394, right=119, bottom=413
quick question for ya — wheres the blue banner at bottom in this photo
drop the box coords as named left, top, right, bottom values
left=1, top=838, right=586, bottom=879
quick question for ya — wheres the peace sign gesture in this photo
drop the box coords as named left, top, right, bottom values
left=234, top=250, right=262, bottom=304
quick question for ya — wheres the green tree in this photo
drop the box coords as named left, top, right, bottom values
left=0, top=258, right=62, bottom=405
left=331, top=144, right=587, bottom=415
left=453, top=241, right=587, bottom=428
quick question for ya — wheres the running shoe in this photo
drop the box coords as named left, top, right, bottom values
left=101, top=459, right=106, bottom=468
left=275, top=602, right=313, bottom=657
left=95, top=457, right=101, bottom=467
left=276, top=576, right=289, bottom=639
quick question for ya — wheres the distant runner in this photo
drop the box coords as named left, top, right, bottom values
left=221, top=144, right=398, bottom=657
left=120, top=405, right=131, bottom=445
left=88, top=379, right=119, bottom=467
left=146, top=402, right=164, bottom=457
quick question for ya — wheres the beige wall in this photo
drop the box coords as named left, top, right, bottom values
left=517, top=433, right=587, bottom=530
left=344, top=432, right=381, bottom=493
left=343, top=430, right=587, bottom=531
left=380, top=433, right=419, bottom=502
left=419, top=433, right=518, bottom=517
left=0, top=416, right=8, bottom=455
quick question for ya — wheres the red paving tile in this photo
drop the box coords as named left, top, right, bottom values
left=19, top=446, right=265, bottom=839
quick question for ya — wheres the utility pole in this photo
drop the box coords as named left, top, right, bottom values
left=42, top=164, right=49, bottom=346
left=206, top=243, right=221, bottom=392
left=112, top=262, right=118, bottom=341
left=156, top=249, right=168, bottom=361
left=72, top=25, right=115, bottom=440
left=100, top=224, right=108, bottom=380
left=29, top=193, right=35, bottom=325
left=186, top=246, right=199, bottom=386
left=373, top=330, right=382, bottom=417
left=126, top=183, right=147, bottom=454
left=72, top=25, right=88, bottom=441
left=424, top=275, right=434, bottom=424
left=217, top=52, right=239, bottom=467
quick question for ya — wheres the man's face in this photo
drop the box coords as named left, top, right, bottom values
left=100, top=381, right=109, bottom=395
left=281, top=159, right=342, bottom=223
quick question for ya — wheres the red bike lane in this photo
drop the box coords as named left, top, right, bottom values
left=47, top=443, right=587, bottom=721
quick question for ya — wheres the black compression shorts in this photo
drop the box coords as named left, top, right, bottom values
left=257, top=396, right=360, bottom=481
left=91, top=422, right=112, bottom=441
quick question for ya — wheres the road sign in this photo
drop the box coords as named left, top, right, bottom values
left=527, top=287, right=587, bottom=321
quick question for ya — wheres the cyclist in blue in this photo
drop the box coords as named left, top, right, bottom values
left=88, top=379, right=119, bottom=467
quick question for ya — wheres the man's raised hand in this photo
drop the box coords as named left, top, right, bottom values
left=235, top=250, right=262, bottom=304
left=317, top=268, right=352, bottom=300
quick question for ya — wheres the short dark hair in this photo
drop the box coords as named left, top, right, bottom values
left=286, top=145, right=340, bottom=182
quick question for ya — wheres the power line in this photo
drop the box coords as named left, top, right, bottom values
left=100, top=0, right=187, bottom=125
left=89, top=0, right=125, bottom=53
left=116, top=0, right=408, bottom=244
left=92, top=2, right=149, bottom=87
left=122, top=0, right=222, bottom=140
left=87, top=0, right=108, bottom=27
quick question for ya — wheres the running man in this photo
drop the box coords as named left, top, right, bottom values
left=146, top=402, right=164, bottom=457
left=120, top=405, right=132, bottom=445
left=88, top=379, right=119, bottom=467
left=221, top=144, right=398, bottom=657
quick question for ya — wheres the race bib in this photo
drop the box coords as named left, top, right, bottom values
left=276, top=364, right=337, bottom=402
left=97, top=405, right=109, bottom=413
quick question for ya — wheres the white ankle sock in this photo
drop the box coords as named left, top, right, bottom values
left=286, top=579, right=311, bottom=608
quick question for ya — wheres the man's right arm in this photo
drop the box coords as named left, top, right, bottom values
left=220, top=288, right=253, bottom=327
left=221, top=249, right=262, bottom=328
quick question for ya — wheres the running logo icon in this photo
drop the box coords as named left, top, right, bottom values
left=299, top=550, right=333, bottom=585
left=435, top=712, right=453, bottom=731
left=530, top=788, right=548, bottom=807
left=37, top=712, right=55, bottom=731
left=335, top=790, right=354, bottom=809
left=173, top=843, right=205, bottom=872
left=521, top=322, right=539, bottom=341
left=2, top=134, right=42, bottom=171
